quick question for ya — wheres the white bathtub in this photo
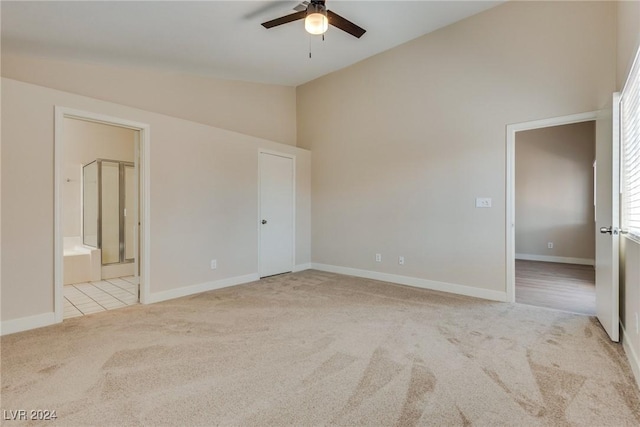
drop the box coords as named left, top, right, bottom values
left=63, top=237, right=101, bottom=285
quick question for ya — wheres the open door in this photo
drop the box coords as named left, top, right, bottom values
left=594, top=93, right=620, bottom=342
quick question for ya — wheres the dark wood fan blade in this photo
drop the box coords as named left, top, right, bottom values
left=261, top=11, right=306, bottom=29
left=245, top=2, right=297, bottom=20
left=327, top=10, right=366, bottom=38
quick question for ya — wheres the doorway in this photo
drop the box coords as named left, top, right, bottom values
left=259, top=150, right=295, bottom=278
left=506, top=112, right=598, bottom=303
left=507, top=106, right=621, bottom=342
left=54, top=107, right=150, bottom=323
left=513, top=121, right=596, bottom=315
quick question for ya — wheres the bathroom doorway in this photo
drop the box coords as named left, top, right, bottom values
left=54, top=108, right=150, bottom=322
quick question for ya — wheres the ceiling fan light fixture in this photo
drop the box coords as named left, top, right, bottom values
left=305, top=4, right=328, bottom=35
left=261, top=1, right=365, bottom=39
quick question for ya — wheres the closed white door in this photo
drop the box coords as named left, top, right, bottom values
left=595, top=93, right=620, bottom=342
left=259, top=152, right=294, bottom=277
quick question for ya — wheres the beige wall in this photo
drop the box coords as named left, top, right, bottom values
left=515, top=122, right=595, bottom=262
left=297, top=1, right=615, bottom=294
left=617, top=0, right=640, bottom=386
left=617, top=0, right=640, bottom=89
left=1, top=53, right=297, bottom=146
left=1, top=78, right=311, bottom=323
left=63, top=118, right=136, bottom=238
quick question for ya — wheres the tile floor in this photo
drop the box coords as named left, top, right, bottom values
left=64, top=276, right=139, bottom=319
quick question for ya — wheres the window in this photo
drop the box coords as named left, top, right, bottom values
left=621, top=47, right=640, bottom=239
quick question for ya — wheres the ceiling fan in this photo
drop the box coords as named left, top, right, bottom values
left=261, top=0, right=366, bottom=39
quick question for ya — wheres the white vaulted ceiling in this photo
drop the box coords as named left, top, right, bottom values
left=1, top=1, right=504, bottom=86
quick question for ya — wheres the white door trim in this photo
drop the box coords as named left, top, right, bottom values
left=505, top=111, right=598, bottom=303
left=258, top=149, right=296, bottom=277
left=54, top=107, right=151, bottom=324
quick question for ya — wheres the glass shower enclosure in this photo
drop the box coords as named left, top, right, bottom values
left=83, top=159, right=136, bottom=265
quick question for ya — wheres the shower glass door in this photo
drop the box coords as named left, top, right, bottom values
left=83, top=161, right=98, bottom=248
left=101, top=161, right=121, bottom=264
left=83, top=159, right=136, bottom=265
left=124, top=165, right=136, bottom=262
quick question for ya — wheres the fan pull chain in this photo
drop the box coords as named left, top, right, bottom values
left=308, top=33, right=325, bottom=59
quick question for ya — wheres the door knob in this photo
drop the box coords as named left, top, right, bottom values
left=600, top=226, right=619, bottom=235
left=262, top=219, right=267, bottom=224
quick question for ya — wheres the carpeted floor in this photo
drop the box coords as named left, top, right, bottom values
left=1, top=270, right=639, bottom=426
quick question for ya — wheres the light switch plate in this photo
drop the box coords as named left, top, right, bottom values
left=475, top=197, right=492, bottom=208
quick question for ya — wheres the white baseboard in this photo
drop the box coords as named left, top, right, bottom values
left=311, top=263, right=507, bottom=302
left=147, top=273, right=260, bottom=304
left=621, top=322, right=640, bottom=390
left=0, top=312, right=57, bottom=336
left=515, top=253, right=594, bottom=266
left=293, top=263, right=311, bottom=272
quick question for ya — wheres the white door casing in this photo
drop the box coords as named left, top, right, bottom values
left=506, top=103, right=621, bottom=342
left=259, top=151, right=295, bottom=278
left=54, top=107, right=151, bottom=324
left=506, top=111, right=598, bottom=303
left=595, top=93, right=621, bottom=342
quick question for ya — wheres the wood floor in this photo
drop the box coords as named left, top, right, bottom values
left=515, top=260, right=596, bottom=315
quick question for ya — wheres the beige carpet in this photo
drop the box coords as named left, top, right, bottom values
left=1, top=270, right=639, bottom=426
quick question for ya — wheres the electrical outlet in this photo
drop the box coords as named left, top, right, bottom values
left=399, top=256, right=405, bottom=265
left=375, top=253, right=382, bottom=262
left=475, top=197, right=492, bottom=208
left=547, top=242, right=554, bottom=249
left=210, top=259, right=217, bottom=270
